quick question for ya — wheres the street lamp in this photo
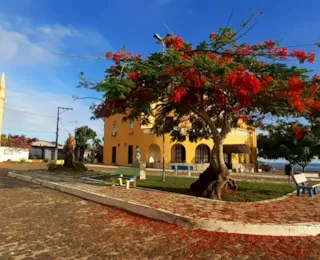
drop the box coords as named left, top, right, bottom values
left=153, top=34, right=165, bottom=54
left=154, top=33, right=166, bottom=182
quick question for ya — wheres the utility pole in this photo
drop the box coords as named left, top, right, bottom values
left=55, top=106, right=73, bottom=160
left=154, top=33, right=166, bottom=182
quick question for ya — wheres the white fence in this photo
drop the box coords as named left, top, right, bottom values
left=0, top=146, right=29, bottom=162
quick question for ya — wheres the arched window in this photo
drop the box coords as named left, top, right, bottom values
left=171, top=144, right=186, bottom=163
left=195, top=145, right=210, bottom=163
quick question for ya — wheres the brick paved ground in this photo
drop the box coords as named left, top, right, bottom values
left=1, top=169, right=320, bottom=259
left=15, top=170, right=320, bottom=225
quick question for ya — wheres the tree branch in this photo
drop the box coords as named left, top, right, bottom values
left=186, top=103, right=221, bottom=141
left=52, top=52, right=107, bottom=60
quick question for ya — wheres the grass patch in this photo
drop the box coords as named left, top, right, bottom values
left=95, top=175, right=295, bottom=202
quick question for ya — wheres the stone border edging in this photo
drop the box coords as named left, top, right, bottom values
left=8, top=171, right=320, bottom=237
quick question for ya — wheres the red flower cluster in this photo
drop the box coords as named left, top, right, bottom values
left=172, top=88, right=187, bottom=103
left=264, top=40, right=276, bottom=51
left=105, top=51, right=141, bottom=64
left=239, top=115, right=248, bottom=122
left=3, top=136, right=34, bottom=151
left=207, top=53, right=216, bottom=59
left=209, top=32, right=217, bottom=38
left=287, top=76, right=305, bottom=112
left=236, top=66, right=245, bottom=72
left=182, top=54, right=189, bottom=60
left=109, top=67, right=116, bottom=75
left=106, top=52, right=113, bottom=58
left=165, top=36, right=184, bottom=51
left=235, top=45, right=253, bottom=56
left=224, top=71, right=267, bottom=107
left=294, top=126, right=308, bottom=141
left=309, top=101, right=320, bottom=115
left=274, top=47, right=288, bottom=58
left=288, top=76, right=303, bottom=92
left=307, top=52, right=315, bottom=63
left=128, top=71, right=139, bottom=81
left=291, top=50, right=307, bottom=63
left=166, top=67, right=176, bottom=76
left=225, top=72, right=262, bottom=95
left=183, top=69, right=195, bottom=80
left=261, top=75, right=274, bottom=89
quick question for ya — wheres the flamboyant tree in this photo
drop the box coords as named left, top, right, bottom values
left=81, top=13, right=320, bottom=199
left=258, top=121, right=320, bottom=172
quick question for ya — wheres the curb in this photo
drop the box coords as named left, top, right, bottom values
left=8, top=171, right=320, bottom=237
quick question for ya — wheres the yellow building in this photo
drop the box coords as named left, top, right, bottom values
left=0, top=73, right=5, bottom=145
left=103, top=113, right=258, bottom=172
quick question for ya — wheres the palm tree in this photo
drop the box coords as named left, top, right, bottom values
left=74, top=126, right=97, bottom=162
left=92, top=138, right=102, bottom=148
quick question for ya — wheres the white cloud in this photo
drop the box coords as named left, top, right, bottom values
left=2, top=78, right=104, bottom=144
left=0, top=14, right=113, bottom=68
left=0, top=26, right=64, bottom=67
left=0, top=13, right=109, bottom=143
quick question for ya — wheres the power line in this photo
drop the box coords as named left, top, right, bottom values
left=4, top=106, right=57, bottom=119
left=60, top=123, right=71, bottom=134
left=2, top=128, right=55, bottom=134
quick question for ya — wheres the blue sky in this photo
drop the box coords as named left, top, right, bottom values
left=1, top=0, right=320, bottom=150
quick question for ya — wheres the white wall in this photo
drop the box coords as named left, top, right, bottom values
left=0, top=146, right=29, bottom=162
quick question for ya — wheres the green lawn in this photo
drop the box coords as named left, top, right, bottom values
left=95, top=175, right=295, bottom=202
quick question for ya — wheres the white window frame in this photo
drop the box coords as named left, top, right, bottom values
left=128, top=119, right=134, bottom=130
left=112, top=121, right=117, bottom=136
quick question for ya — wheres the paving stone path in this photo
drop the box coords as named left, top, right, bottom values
left=0, top=165, right=320, bottom=259
left=13, top=170, right=320, bottom=225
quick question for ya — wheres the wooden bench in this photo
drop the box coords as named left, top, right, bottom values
left=292, top=172, right=320, bottom=197
left=109, top=167, right=140, bottom=189
left=171, top=165, right=194, bottom=177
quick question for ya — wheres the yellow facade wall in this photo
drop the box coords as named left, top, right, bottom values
left=103, top=114, right=257, bottom=169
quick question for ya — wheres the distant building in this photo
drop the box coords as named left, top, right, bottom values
left=30, top=140, right=64, bottom=160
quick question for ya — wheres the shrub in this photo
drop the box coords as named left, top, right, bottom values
left=44, top=158, right=49, bottom=163
left=19, top=159, right=26, bottom=164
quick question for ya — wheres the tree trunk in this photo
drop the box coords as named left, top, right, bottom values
left=64, top=149, right=75, bottom=168
left=302, top=165, right=307, bottom=173
left=190, top=142, right=237, bottom=200
left=80, top=148, right=84, bottom=162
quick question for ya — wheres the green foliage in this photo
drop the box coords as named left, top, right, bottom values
left=75, top=126, right=97, bottom=150
left=258, top=120, right=320, bottom=170
left=92, top=138, right=102, bottom=148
